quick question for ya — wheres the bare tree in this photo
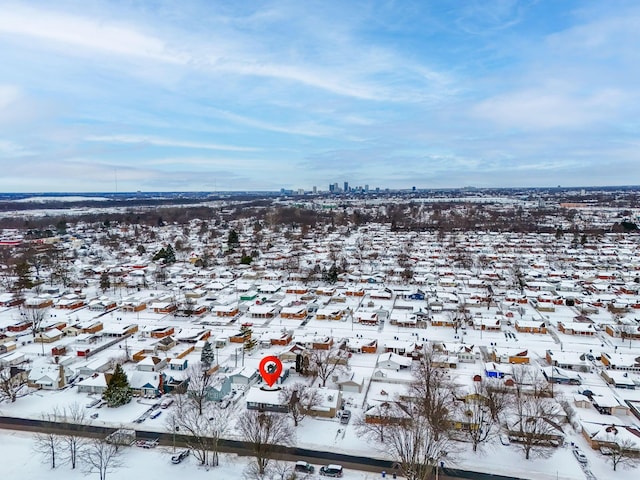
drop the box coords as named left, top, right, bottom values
left=602, top=429, right=640, bottom=471
left=237, top=410, right=294, bottom=475
left=481, top=378, right=512, bottom=422
left=409, top=352, right=459, bottom=438
left=266, top=460, right=295, bottom=480
left=55, top=403, right=87, bottom=469
left=383, top=411, right=452, bottom=480
left=457, top=381, right=499, bottom=452
left=0, top=365, right=29, bottom=403
left=356, top=401, right=409, bottom=443
left=279, top=382, right=321, bottom=427
left=33, top=415, right=62, bottom=469
left=169, top=396, right=229, bottom=467
left=510, top=392, right=563, bottom=460
left=307, top=347, right=347, bottom=387
left=186, top=362, right=214, bottom=415
left=82, top=438, right=123, bottom=480
left=361, top=352, right=459, bottom=480
left=24, top=306, right=50, bottom=354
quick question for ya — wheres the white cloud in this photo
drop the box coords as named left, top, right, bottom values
left=0, top=139, right=33, bottom=157
left=85, top=135, right=260, bottom=152
left=472, top=88, right=624, bottom=129
left=0, top=84, right=20, bottom=110
left=209, top=109, right=339, bottom=138
left=0, top=5, right=184, bottom=63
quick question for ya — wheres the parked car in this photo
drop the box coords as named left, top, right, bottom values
left=161, top=398, right=174, bottom=409
left=136, top=439, right=159, bottom=449
left=90, top=413, right=99, bottom=419
left=320, top=464, right=343, bottom=477
left=573, top=448, right=588, bottom=463
left=339, top=410, right=351, bottom=424
left=294, top=461, right=315, bottom=474
left=171, top=449, right=190, bottom=464
left=293, top=460, right=316, bottom=473
left=85, top=398, right=100, bottom=408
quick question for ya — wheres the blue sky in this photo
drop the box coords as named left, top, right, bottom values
left=0, top=0, right=638, bottom=192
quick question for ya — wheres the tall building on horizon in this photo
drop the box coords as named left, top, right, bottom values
left=344, top=181, right=349, bottom=192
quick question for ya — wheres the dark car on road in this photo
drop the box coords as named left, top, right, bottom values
left=320, top=464, right=343, bottom=477
left=294, top=461, right=315, bottom=474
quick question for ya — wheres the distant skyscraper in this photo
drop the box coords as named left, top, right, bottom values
left=344, top=181, right=349, bottom=192
left=329, top=184, right=335, bottom=193
left=364, top=184, right=369, bottom=192
left=333, top=182, right=339, bottom=193
left=313, top=186, right=317, bottom=194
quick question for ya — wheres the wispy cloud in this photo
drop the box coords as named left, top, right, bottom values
left=472, top=88, right=625, bottom=129
left=0, top=1, right=638, bottom=191
left=85, top=135, right=260, bottom=152
left=0, top=5, right=183, bottom=63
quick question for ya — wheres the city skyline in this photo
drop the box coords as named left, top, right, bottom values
left=0, top=0, right=639, bottom=192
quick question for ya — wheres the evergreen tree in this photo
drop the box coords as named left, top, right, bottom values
left=323, top=263, right=339, bottom=284
left=240, top=324, right=257, bottom=353
left=201, top=341, right=215, bottom=368
left=13, top=261, right=34, bottom=293
left=227, top=229, right=239, bottom=247
left=152, top=247, right=167, bottom=262
left=165, top=244, right=176, bottom=264
left=102, top=364, right=132, bottom=407
left=99, top=271, right=111, bottom=292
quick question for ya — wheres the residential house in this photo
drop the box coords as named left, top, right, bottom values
left=155, top=336, right=177, bottom=352
left=484, top=362, right=512, bottom=379
left=542, top=366, right=582, bottom=385
left=515, top=319, right=548, bottom=334
left=364, top=401, right=411, bottom=425
left=489, top=347, right=530, bottom=364
left=205, top=375, right=233, bottom=401
left=129, top=371, right=165, bottom=397
left=583, top=425, right=640, bottom=453
left=136, top=356, right=167, bottom=372
left=150, top=301, right=177, bottom=314
left=248, top=305, right=279, bottom=319
left=545, top=350, right=590, bottom=372
left=376, top=352, right=413, bottom=371
left=346, top=337, right=378, bottom=354
left=305, top=387, right=342, bottom=418
left=76, top=372, right=110, bottom=394
left=211, top=304, right=239, bottom=317
left=600, top=352, right=640, bottom=372
left=246, top=385, right=289, bottom=413
left=28, top=365, right=67, bottom=390
left=600, top=369, right=637, bottom=389
left=315, top=307, right=344, bottom=321
left=229, top=366, right=260, bottom=386
left=280, top=305, right=307, bottom=320
left=557, top=322, right=596, bottom=336
left=336, top=372, right=366, bottom=393
left=168, top=357, right=188, bottom=371
left=34, top=328, right=64, bottom=343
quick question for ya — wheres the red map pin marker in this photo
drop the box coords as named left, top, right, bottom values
left=259, top=355, right=283, bottom=387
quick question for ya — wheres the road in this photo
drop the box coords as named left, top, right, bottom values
left=0, top=415, right=515, bottom=480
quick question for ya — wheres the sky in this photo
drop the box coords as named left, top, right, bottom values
left=0, top=0, right=639, bottom=193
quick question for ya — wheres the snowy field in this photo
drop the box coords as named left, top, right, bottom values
left=1, top=429, right=385, bottom=480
